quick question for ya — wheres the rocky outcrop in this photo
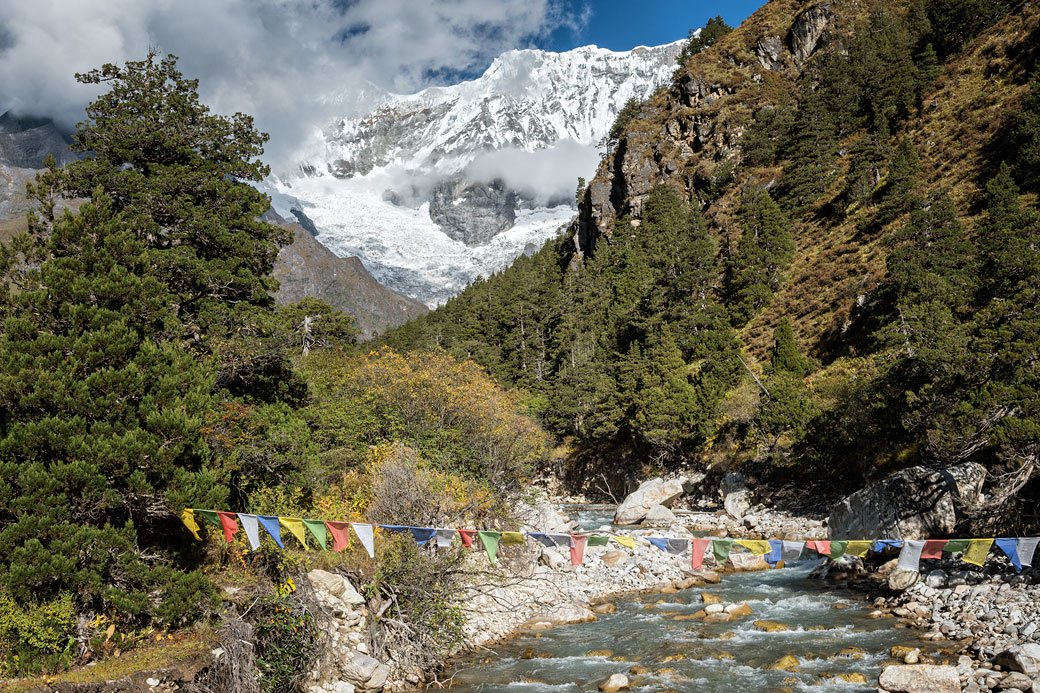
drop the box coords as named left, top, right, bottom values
left=0, top=111, right=82, bottom=169
left=785, top=3, right=834, bottom=66
left=428, top=178, right=517, bottom=246
left=268, top=212, right=427, bottom=338
left=755, top=36, right=785, bottom=71
left=828, top=462, right=986, bottom=540
left=614, top=477, right=686, bottom=525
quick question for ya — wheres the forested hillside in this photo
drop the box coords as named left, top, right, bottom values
left=387, top=0, right=1040, bottom=531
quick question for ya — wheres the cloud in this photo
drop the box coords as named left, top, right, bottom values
left=0, top=0, right=577, bottom=167
left=466, top=139, right=601, bottom=207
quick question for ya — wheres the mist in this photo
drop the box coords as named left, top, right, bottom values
left=466, top=140, right=601, bottom=207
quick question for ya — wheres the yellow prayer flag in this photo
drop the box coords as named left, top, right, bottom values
left=735, top=539, right=771, bottom=556
left=962, top=538, right=993, bottom=566
left=612, top=536, right=636, bottom=550
left=180, top=508, right=202, bottom=541
left=845, top=541, right=872, bottom=557
left=501, top=531, right=525, bottom=545
left=280, top=517, right=310, bottom=551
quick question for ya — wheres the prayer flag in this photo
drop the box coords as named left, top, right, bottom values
left=216, top=512, right=239, bottom=543
left=569, top=535, right=587, bottom=565
left=691, top=538, right=712, bottom=570
left=845, top=541, right=872, bottom=557
left=280, top=517, right=309, bottom=550
left=806, top=540, right=830, bottom=556
left=612, top=536, right=637, bottom=550
left=897, top=540, right=926, bottom=572
left=829, top=541, right=848, bottom=559
left=239, top=514, right=260, bottom=551
left=872, top=539, right=903, bottom=552
left=303, top=519, right=328, bottom=550
left=647, top=537, right=670, bottom=552
left=548, top=533, right=572, bottom=547
left=943, top=539, right=970, bottom=554
left=1018, top=537, right=1038, bottom=568
left=921, top=539, right=946, bottom=560
left=408, top=527, right=437, bottom=546
left=765, top=540, right=783, bottom=566
left=479, top=531, right=502, bottom=565
left=501, top=532, right=525, bottom=546
left=735, top=540, right=771, bottom=556
left=180, top=509, right=202, bottom=541
left=527, top=533, right=556, bottom=548
left=434, top=529, right=456, bottom=548
left=380, top=524, right=408, bottom=534
left=712, top=539, right=734, bottom=563
left=195, top=509, right=220, bottom=528
left=257, top=515, right=284, bottom=548
left=962, top=538, right=993, bottom=567
left=457, top=529, right=477, bottom=548
left=781, top=541, right=805, bottom=562
left=325, top=521, right=352, bottom=552
left=352, top=523, right=375, bottom=558
left=995, top=538, right=1021, bottom=572
left=587, top=536, right=610, bottom=547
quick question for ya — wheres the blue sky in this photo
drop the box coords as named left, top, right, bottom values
left=544, top=0, right=763, bottom=52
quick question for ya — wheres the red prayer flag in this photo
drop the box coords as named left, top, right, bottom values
left=570, top=535, right=587, bottom=566
left=458, top=529, right=477, bottom=548
left=921, top=539, right=946, bottom=560
left=807, top=540, right=831, bottom=556
left=691, top=538, right=712, bottom=570
left=216, top=512, right=239, bottom=543
left=326, top=521, right=352, bottom=552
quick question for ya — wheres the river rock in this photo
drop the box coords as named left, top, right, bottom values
left=340, top=652, right=390, bottom=692
left=828, top=462, right=985, bottom=539
left=614, top=477, right=686, bottom=525
left=309, top=569, right=366, bottom=606
left=728, top=552, right=769, bottom=572
left=721, top=473, right=752, bottom=519
left=601, top=550, right=627, bottom=567
left=752, top=620, right=790, bottom=632
left=996, top=672, right=1034, bottom=690
left=889, top=568, right=921, bottom=592
left=764, top=654, right=800, bottom=670
left=878, top=664, right=960, bottom=692
left=599, top=673, right=629, bottom=691
left=642, top=504, right=676, bottom=526
left=520, top=500, right=577, bottom=534
left=994, top=643, right=1040, bottom=675
left=523, top=602, right=598, bottom=629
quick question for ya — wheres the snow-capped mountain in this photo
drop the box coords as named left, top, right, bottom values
left=271, top=41, right=683, bottom=306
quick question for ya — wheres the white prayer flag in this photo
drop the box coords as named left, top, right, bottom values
left=1018, top=537, right=1039, bottom=567
left=352, top=523, right=375, bottom=558
left=434, top=529, right=456, bottom=548
left=897, top=539, right=926, bottom=572
left=238, top=513, right=261, bottom=551
left=781, top=540, right=805, bottom=562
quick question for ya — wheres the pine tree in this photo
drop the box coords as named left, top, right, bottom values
left=914, top=43, right=942, bottom=98
left=975, top=164, right=1040, bottom=301
left=726, top=189, right=794, bottom=325
left=842, top=122, right=891, bottom=209
left=1008, top=69, right=1040, bottom=192
left=778, top=89, right=838, bottom=215
left=675, top=16, right=733, bottom=67
left=876, top=136, right=920, bottom=225
left=769, top=318, right=812, bottom=378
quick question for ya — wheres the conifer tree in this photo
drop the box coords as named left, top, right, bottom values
left=769, top=318, right=812, bottom=378
left=1008, top=69, right=1040, bottom=192
left=778, top=89, right=838, bottom=215
left=842, top=122, right=891, bottom=209
left=876, top=136, right=920, bottom=225
left=675, top=16, right=733, bottom=67
left=726, top=189, right=794, bottom=325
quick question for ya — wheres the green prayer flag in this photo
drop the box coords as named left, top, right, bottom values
left=829, top=540, right=848, bottom=559
left=195, top=509, right=220, bottom=527
left=478, top=531, right=501, bottom=565
left=587, top=535, right=609, bottom=547
left=302, top=519, right=328, bottom=550
left=712, top=539, right=734, bottom=563
left=943, top=539, right=970, bottom=554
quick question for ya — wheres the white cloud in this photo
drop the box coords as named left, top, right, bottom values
left=466, top=139, right=601, bottom=206
left=0, top=0, right=578, bottom=166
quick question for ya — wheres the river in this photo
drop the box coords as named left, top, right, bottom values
left=438, top=507, right=922, bottom=692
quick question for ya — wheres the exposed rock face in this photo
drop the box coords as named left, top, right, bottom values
left=828, top=462, right=986, bottom=540
left=786, top=3, right=834, bottom=65
left=268, top=212, right=427, bottom=338
left=429, top=178, right=517, bottom=246
left=614, top=477, right=686, bottom=525
left=877, top=664, right=960, bottom=692
left=0, top=111, right=81, bottom=169
left=755, top=36, right=785, bottom=70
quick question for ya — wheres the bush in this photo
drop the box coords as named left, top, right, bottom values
left=252, top=594, right=322, bottom=693
left=0, top=591, right=76, bottom=676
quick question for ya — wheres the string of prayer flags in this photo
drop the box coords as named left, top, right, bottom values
left=180, top=509, right=202, bottom=541
left=845, top=541, right=872, bottom=558
left=569, top=535, right=587, bottom=566
left=529, top=533, right=566, bottom=548
left=257, top=515, right=284, bottom=548
left=479, top=531, right=501, bottom=565
left=326, top=521, right=352, bottom=552
left=648, top=537, right=689, bottom=555
left=217, top=512, right=240, bottom=543
left=280, top=517, right=309, bottom=550
left=782, top=541, right=805, bottom=562
left=691, top=538, right=712, bottom=570
left=735, top=539, right=771, bottom=556
left=921, top=539, right=947, bottom=560
left=240, top=514, right=261, bottom=550
left=897, top=540, right=926, bottom=571
left=712, top=539, right=734, bottom=563
left=303, top=519, right=328, bottom=550
left=501, top=532, right=525, bottom=546
left=806, top=540, right=830, bottom=556
left=457, top=529, right=477, bottom=548
left=353, top=523, right=375, bottom=558
left=612, top=536, right=637, bottom=550
left=435, top=529, right=456, bottom=548
left=409, top=527, right=437, bottom=546
left=872, top=539, right=903, bottom=552
left=1019, top=538, right=1038, bottom=568
left=943, top=539, right=970, bottom=555
left=995, top=538, right=1021, bottom=572
left=587, top=535, right=610, bottom=547
left=962, top=538, right=993, bottom=566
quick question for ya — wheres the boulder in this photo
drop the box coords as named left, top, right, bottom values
left=642, top=504, right=676, bottom=527
left=340, top=652, right=390, bottom=692
left=877, top=664, right=960, bottom=693
left=520, top=500, right=577, bottom=534
left=721, top=473, right=752, bottom=519
left=728, top=553, right=770, bottom=572
left=828, top=462, right=986, bottom=539
left=601, top=550, right=628, bottom=567
left=599, top=673, right=630, bottom=692
left=309, top=569, right=365, bottom=606
left=994, top=643, right=1040, bottom=676
left=888, top=569, right=920, bottom=592
left=614, top=477, right=686, bottom=525
left=523, top=602, right=598, bottom=629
